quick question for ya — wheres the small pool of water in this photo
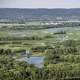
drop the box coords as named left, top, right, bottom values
left=17, top=56, right=44, bottom=68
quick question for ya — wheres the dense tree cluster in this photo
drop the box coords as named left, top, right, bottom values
left=44, top=40, right=80, bottom=80
left=0, top=40, right=80, bottom=80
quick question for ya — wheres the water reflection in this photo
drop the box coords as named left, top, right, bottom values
left=17, top=56, right=44, bottom=68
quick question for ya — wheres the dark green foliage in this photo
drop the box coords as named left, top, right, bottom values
left=0, top=40, right=80, bottom=80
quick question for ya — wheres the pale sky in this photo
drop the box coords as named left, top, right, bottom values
left=0, top=0, right=80, bottom=8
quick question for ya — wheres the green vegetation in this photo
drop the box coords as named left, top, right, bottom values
left=0, top=22, right=80, bottom=80
left=0, top=40, right=80, bottom=80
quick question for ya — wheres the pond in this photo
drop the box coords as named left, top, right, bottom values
left=16, top=50, right=44, bottom=68
left=17, top=56, right=44, bottom=68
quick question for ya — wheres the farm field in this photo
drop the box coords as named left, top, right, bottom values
left=0, top=26, right=80, bottom=51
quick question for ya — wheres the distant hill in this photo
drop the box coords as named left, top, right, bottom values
left=0, top=8, right=80, bottom=21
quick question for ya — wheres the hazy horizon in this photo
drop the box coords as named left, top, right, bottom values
left=0, top=0, right=80, bottom=8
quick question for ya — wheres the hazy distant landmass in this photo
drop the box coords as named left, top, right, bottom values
left=0, top=8, right=80, bottom=22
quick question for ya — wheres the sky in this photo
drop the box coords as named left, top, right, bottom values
left=0, top=0, right=80, bottom=8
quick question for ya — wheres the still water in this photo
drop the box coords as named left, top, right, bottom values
left=18, top=56, right=44, bottom=68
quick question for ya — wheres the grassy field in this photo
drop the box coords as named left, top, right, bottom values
left=0, top=26, right=80, bottom=52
